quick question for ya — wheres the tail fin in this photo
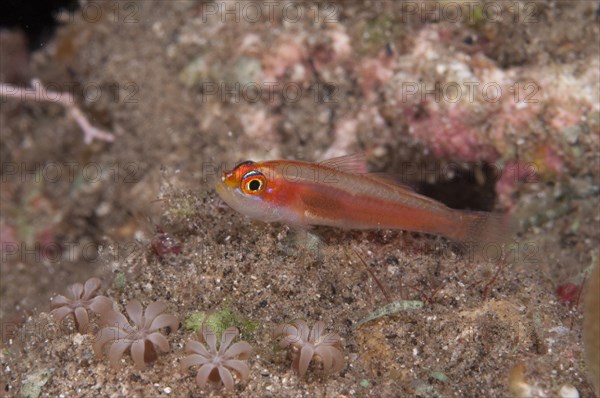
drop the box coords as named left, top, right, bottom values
left=446, top=210, right=516, bottom=245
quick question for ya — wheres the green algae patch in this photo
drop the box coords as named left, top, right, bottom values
left=185, top=305, right=259, bottom=341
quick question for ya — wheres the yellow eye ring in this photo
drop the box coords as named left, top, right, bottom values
left=241, top=171, right=266, bottom=195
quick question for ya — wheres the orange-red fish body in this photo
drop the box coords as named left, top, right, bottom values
left=215, top=154, right=506, bottom=243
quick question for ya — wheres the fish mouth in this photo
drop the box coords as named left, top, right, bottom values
left=215, top=179, right=229, bottom=199
left=215, top=179, right=240, bottom=206
left=215, top=179, right=248, bottom=217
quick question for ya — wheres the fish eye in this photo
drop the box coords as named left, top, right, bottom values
left=241, top=171, right=266, bottom=195
left=248, top=179, right=261, bottom=191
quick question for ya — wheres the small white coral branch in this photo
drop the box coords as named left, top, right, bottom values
left=0, top=79, right=115, bottom=144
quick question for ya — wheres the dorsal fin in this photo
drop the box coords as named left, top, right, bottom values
left=318, top=153, right=369, bottom=174
left=363, top=172, right=417, bottom=191
left=364, top=172, right=447, bottom=206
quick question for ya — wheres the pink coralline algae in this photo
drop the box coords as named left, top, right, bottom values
left=404, top=103, right=500, bottom=163
left=494, top=160, right=539, bottom=208
left=262, top=35, right=309, bottom=82
left=358, top=50, right=397, bottom=101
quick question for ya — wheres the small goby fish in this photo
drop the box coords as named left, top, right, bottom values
left=215, top=154, right=510, bottom=243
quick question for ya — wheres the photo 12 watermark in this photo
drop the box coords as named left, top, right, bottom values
left=395, top=1, right=540, bottom=24
left=1, top=161, right=142, bottom=184
left=196, top=1, right=340, bottom=24
left=400, top=81, right=540, bottom=104
left=56, top=1, right=142, bottom=24
left=197, top=81, right=338, bottom=104
left=0, top=80, right=139, bottom=105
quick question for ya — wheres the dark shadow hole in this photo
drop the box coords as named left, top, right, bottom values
left=415, top=162, right=498, bottom=211
left=0, top=0, right=79, bottom=48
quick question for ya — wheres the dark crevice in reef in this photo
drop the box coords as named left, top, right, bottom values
left=416, top=162, right=499, bottom=212
left=0, top=0, right=79, bottom=49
